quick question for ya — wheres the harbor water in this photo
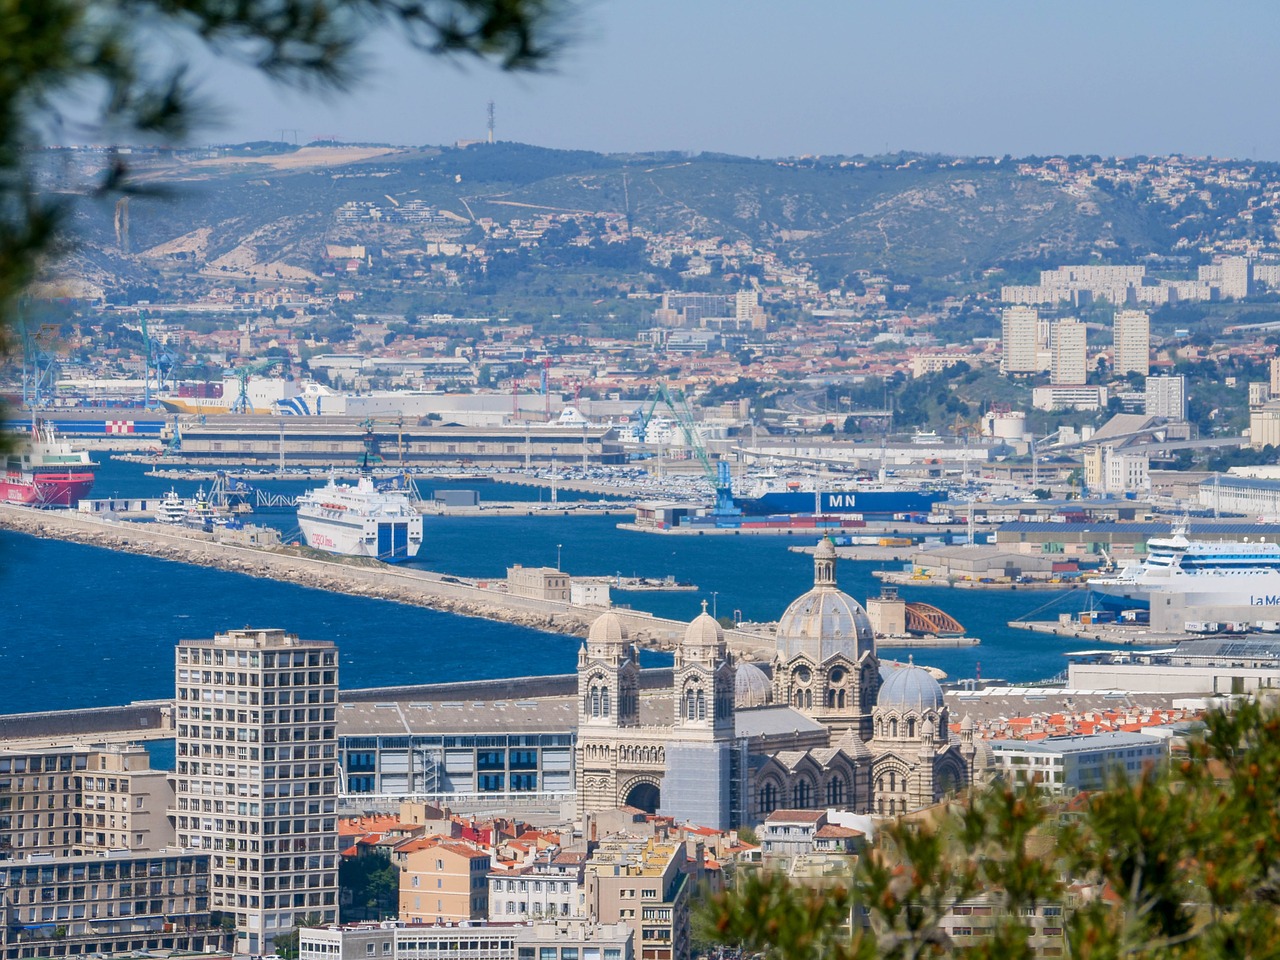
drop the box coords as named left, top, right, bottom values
left=0, top=457, right=1108, bottom=715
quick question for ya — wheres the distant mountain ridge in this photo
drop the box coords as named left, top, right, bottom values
left=56, top=142, right=1251, bottom=293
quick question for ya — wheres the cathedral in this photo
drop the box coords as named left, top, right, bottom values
left=575, top=538, right=982, bottom=827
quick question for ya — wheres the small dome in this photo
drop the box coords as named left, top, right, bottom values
left=587, top=611, right=628, bottom=646
left=734, top=662, right=772, bottom=708
left=815, top=537, right=837, bottom=560
left=684, top=609, right=724, bottom=649
left=877, top=662, right=945, bottom=714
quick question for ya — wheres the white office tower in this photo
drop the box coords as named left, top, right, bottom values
left=174, top=628, right=340, bottom=955
left=1113, top=310, right=1150, bottom=376
left=1145, top=375, right=1188, bottom=420
left=1051, top=318, right=1087, bottom=385
left=1001, top=306, right=1043, bottom=374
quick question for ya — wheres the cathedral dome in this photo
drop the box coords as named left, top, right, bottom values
left=587, top=611, right=628, bottom=646
left=734, top=662, right=772, bottom=708
left=684, top=608, right=724, bottom=649
left=775, top=540, right=874, bottom=663
left=878, top=662, right=945, bottom=714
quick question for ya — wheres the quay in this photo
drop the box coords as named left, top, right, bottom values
left=876, top=570, right=1088, bottom=591
left=1008, top=618, right=1186, bottom=646
left=0, top=503, right=774, bottom=658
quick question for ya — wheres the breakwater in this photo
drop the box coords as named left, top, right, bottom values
left=0, top=504, right=773, bottom=658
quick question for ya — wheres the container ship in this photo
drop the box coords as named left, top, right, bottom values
left=1, top=423, right=97, bottom=507
left=735, top=478, right=948, bottom=520
left=296, top=471, right=424, bottom=562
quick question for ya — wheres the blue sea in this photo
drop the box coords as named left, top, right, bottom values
left=0, top=457, right=1107, bottom=716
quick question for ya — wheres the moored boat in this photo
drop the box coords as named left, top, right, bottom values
left=1, top=422, right=96, bottom=507
left=296, top=470, right=423, bottom=562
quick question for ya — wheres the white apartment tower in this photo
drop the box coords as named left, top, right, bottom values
left=1113, top=310, right=1150, bottom=377
left=1145, top=375, right=1188, bottom=420
left=1051, top=318, right=1087, bottom=385
left=1001, top=306, right=1043, bottom=375
left=174, top=628, right=340, bottom=955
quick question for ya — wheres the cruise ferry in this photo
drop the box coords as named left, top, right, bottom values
left=296, top=471, right=423, bottom=562
left=1088, top=526, right=1280, bottom=610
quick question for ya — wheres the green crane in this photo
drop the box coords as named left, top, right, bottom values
left=229, top=359, right=286, bottom=414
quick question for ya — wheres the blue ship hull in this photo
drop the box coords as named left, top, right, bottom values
left=737, top=489, right=947, bottom=518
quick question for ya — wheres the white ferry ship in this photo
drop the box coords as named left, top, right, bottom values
left=296, top=472, right=423, bottom=562
left=1088, top=526, right=1280, bottom=610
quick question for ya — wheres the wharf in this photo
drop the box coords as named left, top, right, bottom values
left=878, top=635, right=980, bottom=648
left=0, top=504, right=773, bottom=659
left=422, top=501, right=631, bottom=517
left=1008, top=618, right=1185, bottom=646
left=875, top=571, right=1088, bottom=591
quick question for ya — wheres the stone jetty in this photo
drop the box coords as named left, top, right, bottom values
left=0, top=504, right=774, bottom=658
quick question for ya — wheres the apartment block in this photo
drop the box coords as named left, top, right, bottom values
left=1050, top=319, right=1087, bottom=385
left=398, top=838, right=492, bottom=924
left=1198, top=256, right=1250, bottom=299
left=987, top=732, right=1168, bottom=796
left=173, top=628, right=340, bottom=954
left=488, top=850, right=587, bottom=921
left=0, top=749, right=87, bottom=860
left=0, top=849, right=223, bottom=960
left=1000, top=306, right=1044, bottom=375
left=1112, top=310, right=1150, bottom=377
left=300, top=919, right=633, bottom=960
left=584, top=836, right=694, bottom=960
left=1144, top=375, right=1187, bottom=420
left=77, top=745, right=174, bottom=855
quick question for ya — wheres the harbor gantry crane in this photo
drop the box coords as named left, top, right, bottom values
left=653, top=381, right=738, bottom=516
left=229, top=359, right=286, bottom=414
left=18, top=310, right=62, bottom=409
left=360, top=415, right=407, bottom=465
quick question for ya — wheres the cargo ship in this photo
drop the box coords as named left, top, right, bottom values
left=735, top=478, right=948, bottom=520
left=296, top=470, right=423, bottom=562
left=1, top=422, right=97, bottom=507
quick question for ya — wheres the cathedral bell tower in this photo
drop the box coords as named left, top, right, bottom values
left=577, top=611, right=639, bottom=728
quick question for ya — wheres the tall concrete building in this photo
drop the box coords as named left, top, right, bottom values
left=173, top=628, right=340, bottom=954
left=1270, top=357, right=1280, bottom=399
left=1000, top=306, right=1043, bottom=375
left=1113, top=310, right=1150, bottom=377
left=1051, top=318, right=1087, bottom=385
left=1145, top=375, right=1188, bottom=420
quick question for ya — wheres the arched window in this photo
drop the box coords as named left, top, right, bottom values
left=696, top=689, right=706, bottom=720
left=590, top=687, right=601, bottom=718
left=890, top=718, right=898, bottom=738
left=888, top=771, right=897, bottom=792
left=601, top=688, right=610, bottom=718
left=794, top=690, right=803, bottom=708
left=685, top=688, right=696, bottom=721
left=837, top=689, right=846, bottom=709
left=908, top=718, right=916, bottom=739
left=761, top=782, right=778, bottom=814
left=793, top=780, right=811, bottom=808
left=804, top=689, right=813, bottom=709
left=826, top=689, right=835, bottom=708
left=826, top=778, right=845, bottom=806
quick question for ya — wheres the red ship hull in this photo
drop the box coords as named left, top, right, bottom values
left=0, top=471, right=96, bottom=507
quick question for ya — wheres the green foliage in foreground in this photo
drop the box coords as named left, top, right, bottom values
left=701, top=700, right=1280, bottom=960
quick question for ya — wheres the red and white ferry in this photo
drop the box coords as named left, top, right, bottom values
left=2, top=422, right=97, bottom=507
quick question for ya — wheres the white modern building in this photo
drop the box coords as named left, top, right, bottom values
left=1112, top=310, right=1150, bottom=377
left=173, top=628, right=341, bottom=954
left=301, top=920, right=633, bottom=960
left=987, top=731, right=1168, bottom=796
left=1145, top=375, right=1187, bottom=420
left=1000, top=306, right=1046, bottom=375
left=1051, top=318, right=1087, bottom=385
left=1032, top=385, right=1107, bottom=411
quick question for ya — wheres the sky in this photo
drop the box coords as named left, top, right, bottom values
left=186, top=0, right=1280, bottom=160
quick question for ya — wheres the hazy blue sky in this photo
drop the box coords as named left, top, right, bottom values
left=195, top=0, right=1280, bottom=159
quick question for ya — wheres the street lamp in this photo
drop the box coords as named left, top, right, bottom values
left=557, top=543, right=562, bottom=571
left=711, top=591, right=719, bottom=620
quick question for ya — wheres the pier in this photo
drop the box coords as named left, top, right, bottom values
left=0, top=503, right=774, bottom=658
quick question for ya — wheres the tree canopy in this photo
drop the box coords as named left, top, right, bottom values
left=702, top=699, right=1280, bottom=960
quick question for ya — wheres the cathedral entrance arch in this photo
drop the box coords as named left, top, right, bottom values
left=622, top=778, right=661, bottom=813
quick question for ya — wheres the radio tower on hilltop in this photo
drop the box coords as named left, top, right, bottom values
left=487, top=101, right=495, bottom=143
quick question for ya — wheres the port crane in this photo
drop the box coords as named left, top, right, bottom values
left=360, top=416, right=407, bottom=465
left=18, top=310, right=61, bottom=409
left=229, top=359, right=286, bottom=414
left=651, top=381, right=737, bottom=516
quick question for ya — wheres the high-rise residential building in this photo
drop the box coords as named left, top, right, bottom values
left=173, top=628, right=340, bottom=955
left=1199, top=256, right=1250, bottom=299
left=1113, top=310, right=1150, bottom=377
left=1000, top=306, right=1043, bottom=375
left=1051, top=318, right=1087, bottom=385
left=1145, top=375, right=1188, bottom=420
left=1270, top=357, right=1280, bottom=399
